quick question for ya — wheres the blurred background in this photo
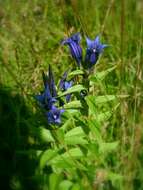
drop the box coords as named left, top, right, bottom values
left=0, top=0, right=143, bottom=189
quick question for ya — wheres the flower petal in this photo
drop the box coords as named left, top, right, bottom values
left=71, top=32, right=81, bottom=43
left=94, top=35, right=100, bottom=46
left=62, top=33, right=82, bottom=66
left=86, top=37, right=93, bottom=48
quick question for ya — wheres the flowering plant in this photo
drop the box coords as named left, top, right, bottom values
left=36, top=33, right=108, bottom=125
left=34, top=33, right=120, bottom=189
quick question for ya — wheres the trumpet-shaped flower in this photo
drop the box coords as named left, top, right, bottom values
left=35, top=65, right=57, bottom=110
left=35, top=86, right=56, bottom=110
left=62, top=33, right=82, bottom=67
left=35, top=65, right=65, bottom=125
left=85, top=36, right=107, bottom=68
left=46, top=105, right=64, bottom=124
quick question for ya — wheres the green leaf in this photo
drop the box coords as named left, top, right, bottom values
left=40, top=149, right=58, bottom=169
left=94, top=95, right=116, bottom=103
left=63, top=100, right=82, bottom=109
left=85, top=96, right=97, bottom=115
left=71, top=183, right=81, bottom=190
left=90, top=66, right=116, bottom=83
left=65, top=127, right=85, bottom=138
left=86, top=95, right=116, bottom=105
left=58, top=85, right=86, bottom=97
left=99, top=141, right=119, bottom=153
left=39, top=127, right=55, bottom=143
left=64, top=127, right=88, bottom=145
left=87, top=120, right=102, bottom=142
left=88, top=143, right=99, bottom=156
left=59, top=180, right=73, bottom=190
left=66, top=109, right=81, bottom=115
left=68, top=69, right=84, bottom=78
left=49, top=173, right=62, bottom=190
left=60, top=118, right=74, bottom=131
left=107, top=171, right=123, bottom=181
left=65, top=137, right=88, bottom=145
left=96, top=111, right=112, bottom=122
left=86, top=95, right=113, bottom=121
left=61, top=147, right=84, bottom=158
left=49, top=148, right=84, bottom=168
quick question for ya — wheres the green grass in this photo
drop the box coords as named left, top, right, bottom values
left=0, top=0, right=143, bottom=189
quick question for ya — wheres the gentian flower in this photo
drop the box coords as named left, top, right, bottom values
left=85, top=35, right=107, bottom=69
left=59, top=70, right=73, bottom=103
left=35, top=65, right=64, bottom=125
left=35, top=85, right=56, bottom=110
left=46, top=105, right=64, bottom=125
left=62, top=33, right=82, bottom=67
left=35, top=66, right=57, bottom=110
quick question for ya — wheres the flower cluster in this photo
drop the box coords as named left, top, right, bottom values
left=62, top=33, right=107, bottom=69
left=35, top=66, right=72, bottom=125
left=35, top=33, right=107, bottom=125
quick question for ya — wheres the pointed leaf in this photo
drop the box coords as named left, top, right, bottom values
left=59, top=180, right=73, bottom=190
left=90, top=66, right=117, bottom=83
left=63, top=100, right=82, bottom=109
left=65, top=137, right=88, bottom=145
left=49, top=173, right=62, bottom=190
left=39, top=127, right=55, bottom=143
left=64, top=127, right=87, bottom=145
left=58, top=85, right=86, bottom=97
left=86, top=95, right=116, bottom=105
left=65, top=127, right=85, bottom=138
left=40, top=149, right=58, bottom=169
left=96, top=111, right=112, bottom=122
left=50, top=148, right=84, bottom=167
left=68, top=69, right=84, bottom=78
left=99, top=141, right=119, bottom=153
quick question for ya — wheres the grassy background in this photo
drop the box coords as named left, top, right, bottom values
left=0, top=0, right=143, bottom=189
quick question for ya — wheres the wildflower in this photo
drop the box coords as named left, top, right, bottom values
left=35, top=65, right=65, bottom=125
left=35, top=65, right=57, bottom=110
left=85, top=35, right=107, bottom=69
left=62, top=33, right=82, bottom=67
left=59, top=70, right=73, bottom=103
left=46, top=105, right=64, bottom=124
left=35, top=86, right=56, bottom=110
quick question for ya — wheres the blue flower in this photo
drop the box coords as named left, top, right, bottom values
left=85, top=36, right=107, bottom=68
left=59, top=70, right=73, bottom=103
left=35, top=65, right=57, bottom=110
left=35, top=86, right=56, bottom=110
left=60, top=80, right=73, bottom=91
left=62, top=33, right=82, bottom=67
left=35, top=65, right=65, bottom=125
left=46, top=105, right=64, bottom=124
